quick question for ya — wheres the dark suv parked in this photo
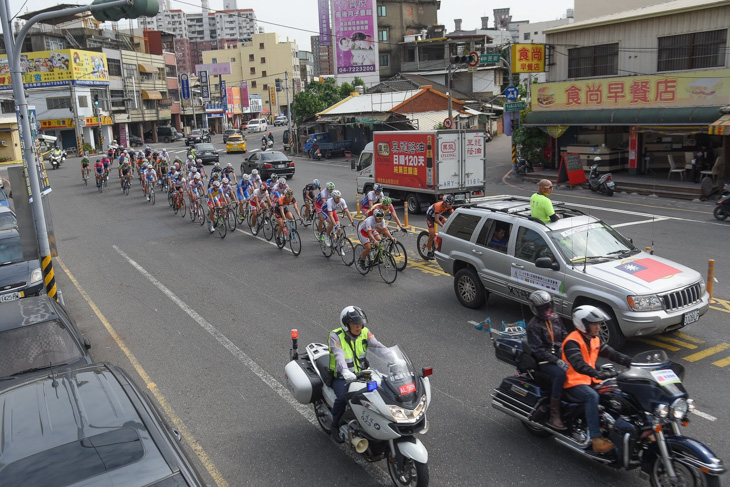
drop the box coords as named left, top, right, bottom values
left=186, top=129, right=211, bottom=146
left=0, top=363, right=210, bottom=486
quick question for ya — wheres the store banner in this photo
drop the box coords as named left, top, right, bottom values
left=199, top=70, right=210, bottom=101
left=318, top=0, right=331, bottom=45
left=511, top=44, right=545, bottom=73
left=269, top=86, right=277, bottom=111
left=333, top=0, right=378, bottom=75
left=240, top=81, right=249, bottom=107
left=0, top=49, right=108, bottom=90
left=531, top=68, right=730, bottom=111
left=231, top=87, right=242, bottom=114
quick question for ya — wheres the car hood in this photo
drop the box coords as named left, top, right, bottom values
left=584, top=252, right=702, bottom=293
left=0, top=260, right=37, bottom=289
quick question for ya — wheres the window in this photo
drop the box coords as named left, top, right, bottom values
left=523, top=33, right=530, bottom=41
left=379, top=54, right=389, bottom=67
left=251, top=81, right=257, bottom=88
left=143, top=99, right=156, bottom=110
left=165, top=65, right=176, bottom=77
left=515, top=228, right=554, bottom=264
left=169, top=89, right=179, bottom=101
left=378, top=29, right=388, bottom=42
left=77, top=96, right=88, bottom=108
left=212, top=57, right=217, bottom=63
left=1, top=100, right=14, bottom=113
left=44, top=37, right=65, bottom=50
left=260, top=57, right=266, bottom=63
left=262, top=70, right=267, bottom=77
left=567, top=43, right=618, bottom=78
left=476, top=220, right=512, bottom=253
left=658, top=30, right=727, bottom=72
left=107, top=59, right=122, bottom=77
left=123, top=63, right=137, bottom=79
left=249, top=54, right=254, bottom=61
left=259, top=42, right=265, bottom=49
left=231, top=57, right=236, bottom=62
left=444, top=213, right=481, bottom=241
left=377, top=5, right=386, bottom=16
left=110, top=90, right=126, bottom=108
left=47, top=97, right=72, bottom=110
left=262, top=84, right=268, bottom=90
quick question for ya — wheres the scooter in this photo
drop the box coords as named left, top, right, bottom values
left=261, top=138, right=273, bottom=151
left=485, top=320, right=725, bottom=486
left=514, top=156, right=533, bottom=175
left=285, top=330, right=433, bottom=487
left=713, top=182, right=730, bottom=221
left=588, top=164, right=616, bottom=196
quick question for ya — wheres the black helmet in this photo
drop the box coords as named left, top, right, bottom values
left=340, top=306, right=368, bottom=328
left=528, top=290, right=553, bottom=317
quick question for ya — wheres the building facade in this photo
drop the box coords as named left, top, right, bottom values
left=298, top=50, right=314, bottom=88
left=311, top=36, right=333, bottom=77
left=140, top=8, right=257, bottom=41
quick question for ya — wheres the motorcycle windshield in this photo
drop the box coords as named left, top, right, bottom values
left=366, top=345, right=421, bottom=407
left=617, top=350, right=687, bottom=405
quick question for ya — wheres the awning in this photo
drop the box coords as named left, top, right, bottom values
left=141, top=90, right=162, bottom=100
left=524, top=107, right=722, bottom=127
left=709, top=114, right=730, bottom=135
left=138, top=63, right=158, bottom=73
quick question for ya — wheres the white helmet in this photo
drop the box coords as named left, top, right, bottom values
left=222, top=177, right=229, bottom=183
left=213, top=180, right=221, bottom=187
left=278, top=177, right=286, bottom=185
left=227, top=163, right=233, bottom=168
left=194, top=173, right=201, bottom=180
left=196, top=158, right=202, bottom=164
left=214, top=162, right=221, bottom=167
left=243, top=174, right=250, bottom=181
left=332, top=190, right=342, bottom=198
left=251, top=169, right=259, bottom=175
left=188, top=154, right=194, bottom=160
left=162, top=148, right=167, bottom=152
left=191, top=167, right=198, bottom=173
left=340, top=306, right=368, bottom=329
left=572, top=305, right=611, bottom=333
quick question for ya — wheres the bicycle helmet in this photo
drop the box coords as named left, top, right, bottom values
left=278, top=177, right=286, bottom=185
left=227, top=163, right=232, bottom=167
left=326, top=181, right=335, bottom=191
left=373, top=208, right=385, bottom=220
left=251, top=169, right=259, bottom=175
left=443, top=194, right=455, bottom=205
left=572, top=305, right=610, bottom=333
left=243, top=174, right=250, bottom=181
left=382, top=196, right=392, bottom=207
left=188, top=154, right=194, bottom=160
left=331, top=190, right=342, bottom=199
left=340, top=306, right=368, bottom=329
left=214, top=162, right=221, bottom=168
left=194, top=173, right=201, bottom=180
left=528, top=290, right=553, bottom=318
left=285, top=188, right=294, bottom=197
left=270, top=173, right=278, bottom=181
left=213, top=180, right=221, bottom=187
left=260, top=182, right=268, bottom=191
left=313, top=178, right=320, bottom=188
left=191, top=167, right=198, bottom=173
left=196, top=158, right=202, bottom=164
left=174, top=162, right=180, bottom=169
left=222, top=177, right=229, bottom=183
left=373, top=183, right=382, bottom=194
left=162, top=148, right=167, bottom=152
left=211, top=172, right=220, bottom=179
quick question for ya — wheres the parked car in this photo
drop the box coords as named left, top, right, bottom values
left=0, top=206, right=18, bottom=230
left=194, top=142, right=220, bottom=164
left=434, top=196, right=710, bottom=348
left=223, top=128, right=242, bottom=143
left=225, top=134, right=247, bottom=153
left=0, top=228, right=43, bottom=301
left=0, top=362, right=209, bottom=486
left=0, top=179, right=9, bottom=207
left=273, top=115, right=288, bottom=126
left=128, top=134, right=143, bottom=147
left=240, top=150, right=294, bottom=179
left=157, top=126, right=179, bottom=143
left=0, top=295, right=92, bottom=378
left=186, top=129, right=211, bottom=146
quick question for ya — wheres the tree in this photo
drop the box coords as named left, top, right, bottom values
left=513, top=126, right=549, bottom=166
left=292, top=78, right=362, bottom=125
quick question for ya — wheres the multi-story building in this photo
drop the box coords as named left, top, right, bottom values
left=298, top=51, right=314, bottom=87
left=175, top=38, right=240, bottom=76
left=311, top=36, right=333, bottom=77
left=517, top=13, right=574, bottom=84
left=140, top=8, right=256, bottom=41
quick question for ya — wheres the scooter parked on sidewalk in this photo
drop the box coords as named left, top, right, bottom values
left=588, top=158, right=616, bottom=196
left=713, top=182, right=730, bottom=221
left=514, top=156, right=533, bottom=176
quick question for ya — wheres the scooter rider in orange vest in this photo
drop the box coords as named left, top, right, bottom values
left=561, top=305, right=632, bottom=453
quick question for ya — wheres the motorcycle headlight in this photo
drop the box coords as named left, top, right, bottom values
left=686, top=398, right=696, bottom=412
left=387, top=395, right=428, bottom=422
left=670, top=398, right=689, bottom=420
left=628, top=294, right=663, bottom=311
left=30, top=268, right=43, bottom=284
left=655, top=404, right=669, bottom=418
left=388, top=405, right=410, bottom=421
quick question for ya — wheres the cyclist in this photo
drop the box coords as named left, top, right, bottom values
left=196, top=158, right=206, bottom=179
left=265, top=173, right=279, bottom=187
left=119, top=158, right=132, bottom=192
left=81, top=156, right=90, bottom=181
left=359, top=183, right=383, bottom=214
left=144, top=145, right=152, bottom=159
left=210, top=162, right=223, bottom=180
left=93, top=158, right=105, bottom=187
left=314, top=181, right=336, bottom=236
left=424, top=194, right=454, bottom=259
left=158, top=157, right=170, bottom=188
left=207, top=171, right=221, bottom=189
left=237, top=174, right=252, bottom=223
left=274, top=188, right=302, bottom=244
left=171, top=171, right=187, bottom=213
left=159, top=148, right=170, bottom=164
left=220, top=177, right=237, bottom=206
left=270, top=177, right=287, bottom=200
left=188, top=173, right=205, bottom=204
left=302, top=179, right=320, bottom=220
left=323, top=189, right=355, bottom=246
left=188, top=165, right=199, bottom=180
left=206, top=180, right=227, bottom=233
left=186, top=155, right=196, bottom=173
left=222, top=162, right=236, bottom=183
left=250, top=168, right=262, bottom=189
left=101, top=154, right=111, bottom=181
left=143, top=163, right=157, bottom=201
left=135, top=152, right=145, bottom=176
left=249, top=182, right=272, bottom=231
left=367, top=196, right=407, bottom=232
left=357, top=208, right=395, bottom=271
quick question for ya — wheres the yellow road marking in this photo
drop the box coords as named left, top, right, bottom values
left=648, top=336, right=698, bottom=349
left=56, top=258, right=228, bottom=487
left=635, top=338, right=680, bottom=352
left=712, top=356, right=730, bottom=368
left=672, top=331, right=705, bottom=344
left=710, top=298, right=730, bottom=314
left=683, top=343, right=730, bottom=363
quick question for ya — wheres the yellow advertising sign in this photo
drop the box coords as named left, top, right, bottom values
left=511, top=44, right=545, bottom=73
left=531, top=69, right=730, bottom=111
left=40, top=118, right=74, bottom=129
left=231, top=87, right=242, bottom=114
left=269, top=86, right=277, bottom=109
left=85, top=116, right=113, bottom=126
left=0, top=49, right=109, bottom=90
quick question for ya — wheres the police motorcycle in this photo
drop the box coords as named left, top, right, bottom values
left=49, top=149, right=66, bottom=169
left=484, top=319, right=725, bottom=486
left=285, top=329, right=433, bottom=487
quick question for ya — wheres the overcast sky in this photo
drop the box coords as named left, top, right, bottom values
left=8, top=0, right=575, bottom=49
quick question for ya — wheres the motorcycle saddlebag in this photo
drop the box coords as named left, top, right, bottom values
left=495, top=376, right=543, bottom=408
left=493, top=337, right=523, bottom=367
left=285, top=359, right=323, bottom=404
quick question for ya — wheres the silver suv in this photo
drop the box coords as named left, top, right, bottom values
left=434, top=196, right=710, bottom=348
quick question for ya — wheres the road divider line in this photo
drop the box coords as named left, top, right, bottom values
left=112, top=245, right=391, bottom=486
left=692, top=409, right=717, bottom=422
left=646, top=335, right=698, bottom=349
left=711, top=356, right=730, bottom=367
left=634, top=338, right=681, bottom=352
left=683, top=343, right=730, bottom=362
left=612, top=217, right=670, bottom=228
left=56, top=257, right=229, bottom=487
left=672, top=331, right=705, bottom=344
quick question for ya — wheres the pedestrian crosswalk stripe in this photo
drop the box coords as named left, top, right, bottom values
left=672, top=331, right=704, bottom=344
left=683, top=343, right=730, bottom=362
left=712, top=356, right=730, bottom=367
left=635, top=338, right=680, bottom=352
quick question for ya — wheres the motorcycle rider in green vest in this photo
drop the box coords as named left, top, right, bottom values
left=328, top=306, right=387, bottom=443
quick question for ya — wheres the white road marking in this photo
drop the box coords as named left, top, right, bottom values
left=612, top=217, right=671, bottom=228
left=112, top=245, right=390, bottom=485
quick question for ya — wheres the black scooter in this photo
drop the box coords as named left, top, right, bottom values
left=588, top=164, right=616, bottom=196
left=713, top=182, right=730, bottom=221
left=514, top=156, right=533, bottom=176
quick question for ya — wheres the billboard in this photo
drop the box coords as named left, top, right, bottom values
left=531, top=68, right=730, bottom=111
left=194, top=63, right=232, bottom=76
left=373, top=132, right=430, bottom=190
left=318, top=0, right=331, bottom=46
left=199, top=70, right=210, bottom=101
left=240, top=81, right=249, bottom=108
left=332, top=0, right=378, bottom=75
left=511, top=44, right=545, bottom=73
left=0, top=49, right=109, bottom=90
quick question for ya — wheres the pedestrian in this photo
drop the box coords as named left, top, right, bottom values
left=530, top=179, right=561, bottom=223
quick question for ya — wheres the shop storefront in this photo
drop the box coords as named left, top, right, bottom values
left=525, top=69, right=728, bottom=177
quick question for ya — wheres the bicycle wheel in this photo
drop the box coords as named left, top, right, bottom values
left=150, top=188, right=155, bottom=205
left=83, top=175, right=88, bottom=186
left=353, top=244, right=370, bottom=275
left=226, top=208, right=237, bottom=231
left=320, top=231, right=333, bottom=257
left=217, top=214, right=227, bottom=238
left=262, top=213, right=274, bottom=241
left=416, top=231, right=431, bottom=260
left=289, top=229, right=301, bottom=256
left=339, top=237, right=355, bottom=266
left=312, top=217, right=323, bottom=241
left=378, top=251, right=398, bottom=284
left=189, top=201, right=197, bottom=222
left=197, top=203, right=207, bottom=225
left=124, top=181, right=130, bottom=196
left=179, top=197, right=186, bottom=217
left=168, top=189, right=173, bottom=206
left=388, top=240, right=408, bottom=271
left=275, top=224, right=286, bottom=249
left=301, top=207, right=311, bottom=226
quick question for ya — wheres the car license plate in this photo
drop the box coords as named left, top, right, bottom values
left=276, top=164, right=286, bottom=169
left=0, top=291, right=22, bottom=302
left=454, top=194, right=466, bottom=201
left=683, top=309, right=700, bottom=326
left=606, top=181, right=616, bottom=188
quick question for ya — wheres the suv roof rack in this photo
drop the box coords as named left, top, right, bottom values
left=461, top=195, right=588, bottom=227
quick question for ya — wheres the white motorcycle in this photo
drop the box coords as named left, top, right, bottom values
left=285, top=330, right=433, bottom=487
left=50, top=150, right=66, bottom=170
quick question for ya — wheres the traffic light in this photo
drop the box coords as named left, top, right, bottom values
left=451, top=53, right=476, bottom=65
left=91, top=0, right=159, bottom=22
left=94, top=95, right=99, bottom=106
left=275, top=78, right=282, bottom=92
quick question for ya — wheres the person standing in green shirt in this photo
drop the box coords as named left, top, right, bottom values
left=530, top=179, right=561, bottom=223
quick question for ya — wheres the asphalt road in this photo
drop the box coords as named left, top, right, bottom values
left=4, top=129, right=729, bottom=487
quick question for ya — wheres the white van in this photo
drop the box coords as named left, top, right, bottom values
left=247, top=119, right=268, bottom=133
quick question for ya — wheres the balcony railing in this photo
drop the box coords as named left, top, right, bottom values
left=400, top=59, right=448, bottom=72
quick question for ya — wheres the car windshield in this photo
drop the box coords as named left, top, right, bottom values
left=0, top=212, right=18, bottom=230
left=190, top=130, right=203, bottom=136
left=549, top=221, right=637, bottom=263
left=366, top=345, right=423, bottom=408
left=0, top=320, right=83, bottom=376
left=228, top=136, right=243, bottom=142
left=0, top=234, right=23, bottom=264
left=260, top=152, right=288, bottom=162
left=196, top=144, right=215, bottom=151
left=249, top=120, right=259, bottom=125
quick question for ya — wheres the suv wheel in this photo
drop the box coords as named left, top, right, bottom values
left=163, top=136, right=170, bottom=143
left=454, top=268, right=487, bottom=308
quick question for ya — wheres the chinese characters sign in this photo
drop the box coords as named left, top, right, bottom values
left=531, top=69, right=729, bottom=111
left=373, top=132, right=429, bottom=189
left=318, top=0, right=331, bottom=46
left=40, top=119, right=73, bottom=129
left=511, top=44, right=545, bottom=73
left=0, top=49, right=108, bottom=90
left=333, top=0, right=378, bottom=75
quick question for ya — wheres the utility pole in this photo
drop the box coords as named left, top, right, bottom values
left=70, top=83, right=84, bottom=155
left=285, top=71, right=292, bottom=155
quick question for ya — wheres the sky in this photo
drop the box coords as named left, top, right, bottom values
left=7, top=0, right=576, bottom=48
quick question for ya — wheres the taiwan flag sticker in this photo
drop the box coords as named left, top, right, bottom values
left=615, top=258, right=681, bottom=282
